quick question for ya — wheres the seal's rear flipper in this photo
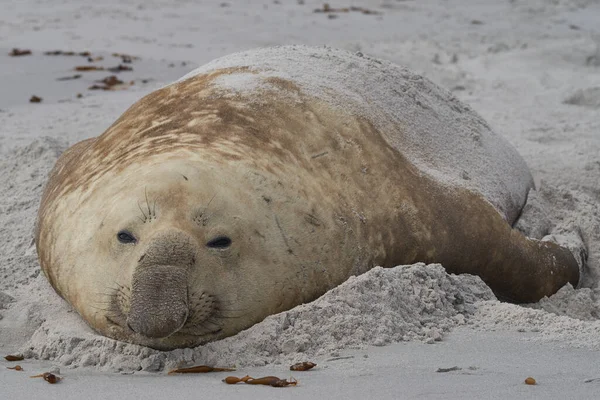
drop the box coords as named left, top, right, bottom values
left=434, top=188, right=581, bottom=304
left=541, top=230, right=588, bottom=289
left=506, top=187, right=588, bottom=292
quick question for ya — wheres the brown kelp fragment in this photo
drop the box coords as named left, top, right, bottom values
left=7, top=365, right=23, bottom=371
left=4, top=355, right=24, bottom=361
left=290, top=362, right=316, bottom=371
left=44, top=50, right=90, bottom=56
left=436, top=366, right=462, bottom=373
left=10, top=48, right=32, bottom=56
left=244, top=376, right=281, bottom=385
left=223, top=375, right=253, bottom=384
left=29, top=95, right=42, bottom=103
left=30, top=372, right=61, bottom=384
left=270, top=378, right=298, bottom=387
left=246, top=376, right=298, bottom=387
left=112, top=53, right=139, bottom=63
left=57, top=74, right=82, bottom=81
left=99, top=75, right=123, bottom=87
left=168, top=365, right=236, bottom=374
left=88, top=76, right=134, bottom=91
left=225, top=375, right=298, bottom=387
left=314, top=4, right=380, bottom=15
left=107, top=64, right=133, bottom=73
left=75, top=65, right=105, bottom=71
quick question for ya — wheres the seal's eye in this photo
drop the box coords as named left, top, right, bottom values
left=207, top=236, right=232, bottom=249
left=117, top=230, right=137, bottom=244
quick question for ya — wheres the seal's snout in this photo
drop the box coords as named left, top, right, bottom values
left=126, top=230, right=197, bottom=338
left=127, top=265, right=189, bottom=338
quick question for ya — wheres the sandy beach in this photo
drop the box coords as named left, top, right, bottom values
left=1, top=0, right=599, bottom=399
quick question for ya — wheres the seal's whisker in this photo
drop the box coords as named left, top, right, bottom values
left=216, top=306, right=249, bottom=312
left=90, top=291, right=118, bottom=299
left=99, top=285, right=127, bottom=297
left=103, top=284, right=121, bottom=292
left=152, top=195, right=158, bottom=218
left=212, top=313, right=243, bottom=320
left=89, top=297, right=114, bottom=304
left=144, top=187, right=152, bottom=220
left=137, top=200, right=147, bottom=221
left=198, top=319, right=222, bottom=331
left=88, top=304, right=111, bottom=312
left=215, top=305, right=250, bottom=313
left=204, top=317, right=226, bottom=328
left=88, top=305, right=112, bottom=312
left=110, top=281, right=123, bottom=289
left=111, top=281, right=130, bottom=293
left=115, top=291, right=129, bottom=300
left=199, top=193, right=217, bottom=217
left=216, top=307, right=249, bottom=315
left=112, top=287, right=128, bottom=296
left=215, top=299, right=250, bottom=308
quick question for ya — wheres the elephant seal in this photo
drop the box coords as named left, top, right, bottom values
left=36, top=45, right=581, bottom=350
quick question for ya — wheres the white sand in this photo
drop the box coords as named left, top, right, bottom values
left=1, top=0, right=600, bottom=399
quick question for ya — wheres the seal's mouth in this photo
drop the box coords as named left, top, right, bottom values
left=105, top=316, right=223, bottom=350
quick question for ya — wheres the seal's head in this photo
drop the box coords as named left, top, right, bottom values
left=38, top=155, right=327, bottom=349
left=93, top=162, right=272, bottom=348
